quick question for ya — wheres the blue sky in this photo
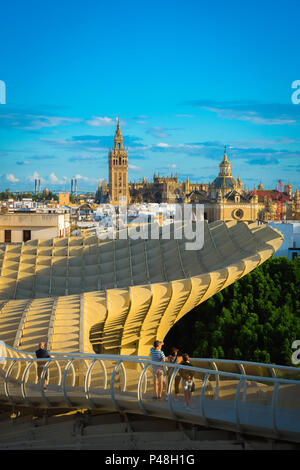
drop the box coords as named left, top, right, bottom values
left=0, top=0, right=300, bottom=193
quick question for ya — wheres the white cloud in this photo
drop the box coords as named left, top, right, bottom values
left=49, top=172, right=59, bottom=183
left=73, top=174, right=99, bottom=185
left=75, top=174, right=91, bottom=182
left=201, top=105, right=296, bottom=126
left=86, top=116, right=115, bottom=127
left=48, top=173, right=70, bottom=185
left=128, top=164, right=142, bottom=171
left=146, top=127, right=169, bottom=138
left=2, top=113, right=82, bottom=130
left=25, top=115, right=82, bottom=130
left=156, top=142, right=170, bottom=148
left=27, top=171, right=45, bottom=183
left=6, top=173, right=19, bottom=183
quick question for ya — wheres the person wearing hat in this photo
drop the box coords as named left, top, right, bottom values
left=150, top=340, right=166, bottom=399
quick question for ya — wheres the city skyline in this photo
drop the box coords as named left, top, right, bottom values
left=0, top=0, right=300, bottom=193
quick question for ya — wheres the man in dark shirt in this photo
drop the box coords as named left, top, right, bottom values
left=35, top=342, right=50, bottom=390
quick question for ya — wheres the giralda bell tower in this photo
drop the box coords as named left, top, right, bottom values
left=108, top=118, right=129, bottom=205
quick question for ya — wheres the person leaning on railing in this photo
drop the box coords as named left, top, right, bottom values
left=150, top=340, right=166, bottom=400
left=35, top=342, right=51, bottom=390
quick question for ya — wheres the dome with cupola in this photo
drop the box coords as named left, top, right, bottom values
left=211, top=146, right=240, bottom=190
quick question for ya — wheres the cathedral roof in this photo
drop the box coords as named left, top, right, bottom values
left=224, top=189, right=250, bottom=202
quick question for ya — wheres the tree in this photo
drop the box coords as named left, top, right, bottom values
left=165, top=257, right=300, bottom=366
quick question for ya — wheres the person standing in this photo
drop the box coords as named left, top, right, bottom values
left=150, top=340, right=166, bottom=399
left=35, top=342, right=50, bottom=390
left=166, top=347, right=183, bottom=400
left=179, top=353, right=195, bottom=409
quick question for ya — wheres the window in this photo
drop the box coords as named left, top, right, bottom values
left=233, top=208, right=244, bottom=219
left=23, top=230, right=31, bottom=242
left=4, top=230, right=11, bottom=243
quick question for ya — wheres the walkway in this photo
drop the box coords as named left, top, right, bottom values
left=0, top=343, right=299, bottom=443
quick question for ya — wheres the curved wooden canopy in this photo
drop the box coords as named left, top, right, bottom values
left=0, top=220, right=283, bottom=356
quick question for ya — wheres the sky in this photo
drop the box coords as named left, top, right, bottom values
left=0, top=0, right=300, bottom=193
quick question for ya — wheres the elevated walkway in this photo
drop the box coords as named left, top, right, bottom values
left=0, top=344, right=299, bottom=445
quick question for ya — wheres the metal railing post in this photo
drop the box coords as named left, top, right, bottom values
left=40, top=360, right=51, bottom=407
left=62, top=359, right=76, bottom=408
left=211, top=361, right=219, bottom=399
left=110, top=359, right=123, bottom=412
left=85, top=358, right=97, bottom=409
left=234, top=376, right=245, bottom=434
left=200, top=372, right=210, bottom=426
left=137, top=363, right=151, bottom=415
left=167, top=365, right=179, bottom=421
left=21, top=360, right=34, bottom=407
left=271, top=381, right=280, bottom=437
left=4, top=360, right=17, bottom=405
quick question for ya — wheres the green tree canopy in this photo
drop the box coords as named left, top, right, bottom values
left=165, top=257, right=300, bottom=366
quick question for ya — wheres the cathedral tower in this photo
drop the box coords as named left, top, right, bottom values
left=109, top=118, right=129, bottom=205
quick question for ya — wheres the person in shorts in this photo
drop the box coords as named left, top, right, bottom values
left=150, top=340, right=166, bottom=399
left=179, top=353, right=194, bottom=409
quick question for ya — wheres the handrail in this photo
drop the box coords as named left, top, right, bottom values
left=0, top=345, right=300, bottom=442
left=2, top=343, right=299, bottom=376
left=1, top=355, right=299, bottom=385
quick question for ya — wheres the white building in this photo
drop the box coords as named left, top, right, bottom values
left=0, top=213, right=70, bottom=243
left=268, top=221, right=300, bottom=259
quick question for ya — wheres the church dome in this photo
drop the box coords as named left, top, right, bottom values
left=211, top=146, right=239, bottom=190
left=211, top=175, right=238, bottom=189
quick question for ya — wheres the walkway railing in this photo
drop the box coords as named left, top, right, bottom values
left=0, top=342, right=299, bottom=443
